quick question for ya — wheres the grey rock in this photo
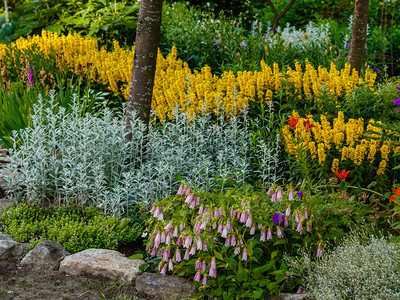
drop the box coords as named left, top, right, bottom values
left=0, top=157, right=10, bottom=164
left=59, top=248, right=144, bottom=284
left=0, top=147, right=7, bottom=156
left=20, top=240, right=70, bottom=270
left=0, top=232, right=17, bottom=241
left=0, top=168, right=23, bottom=190
left=135, top=272, right=197, bottom=299
left=0, top=240, right=29, bottom=260
left=281, top=293, right=310, bottom=300
left=266, top=293, right=311, bottom=300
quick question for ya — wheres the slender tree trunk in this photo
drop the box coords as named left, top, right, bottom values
left=267, top=0, right=297, bottom=33
left=125, top=0, right=163, bottom=140
left=4, top=0, right=9, bottom=24
left=348, top=0, right=369, bottom=73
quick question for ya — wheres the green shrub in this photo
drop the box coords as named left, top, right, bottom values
left=285, top=234, right=400, bottom=299
left=0, top=201, right=143, bottom=253
left=341, top=79, right=400, bottom=124
left=6, top=0, right=139, bottom=49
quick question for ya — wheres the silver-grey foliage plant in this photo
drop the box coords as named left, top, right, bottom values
left=285, top=234, right=400, bottom=300
left=5, top=92, right=281, bottom=215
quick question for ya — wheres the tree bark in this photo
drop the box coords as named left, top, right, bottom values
left=347, top=0, right=369, bottom=73
left=125, top=0, right=163, bottom=140
left=267, top=0, right=297, bottom=33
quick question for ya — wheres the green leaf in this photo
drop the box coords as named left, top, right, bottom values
left=236, top=263, right=248, bottom=282
left=273, top=239, right=287, bottom=246
left=214, top=288, right=223, bottom=296
left=214, top=250, right=223, bottom=261
left=367, top=181, right=377, bottom=189
left=266, top=281, right=278, bottom=293
left=138, top=263, right=149, bottom=272
left=271, top=251, right=278, bottom=260
left=128, top=253, right=143, bottom=260
left=253, top=261, right=273, bottom=275
left=339, top=180, right=346, bottom=189
left=253, top=289, right=264, bottom=298
left=354, top=187, right=362, bottom=195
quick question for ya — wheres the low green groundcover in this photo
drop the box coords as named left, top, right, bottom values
left=0, top=202, right=143, bottom=253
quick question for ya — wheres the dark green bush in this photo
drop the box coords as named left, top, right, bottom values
left=5, top=0, right=139, bottom=49
left=0, top=202, right=143, bottom=253
left=341, top=79, right=400, bottom=124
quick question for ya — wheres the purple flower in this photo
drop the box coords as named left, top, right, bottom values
left=288, top=189, right=294, bottom=201
left=162, top=247, right=170, bottom=262
left=194, top=272, right=201, bottom=282
left=154, top=232, right=161, bottom=248
left=260, top=230, right=266, bottom=241
left=175, top=249, right=181, bottom=262
left=164, top=221, right=173, bottom=232
left=396, top=86, right=400, bottom=92
left=284, top=217, right=289, bottom=227
left=371, top=67, right=380, bottom=72
left=271, top=192, right=277, bottom=202
left=177, top=184, right=184, bottom=195
left=242, top=249, right=248, bottom=261
left=195, top=259, right=201, bottom=270
left=160, top=265, right=167, bottom=275
left=285, top=206, right=291, bottom=216
left=297, top=190, right=303, bottom=198
left=210, top=257, right=216, bottom=270
left=209, top=267, right=217, bottom=278
left=317, top=244, right=323, bottom=257
left=272, top=213, right=286, bottom=226
left=296, top=222, right=303, bottom=233
left=277, top=227, right=284, bottom=238
left=250, top=225, right=255, bottom=235
left=28, top=67, right=34, bottom=87
left=277, top=189, right=283, bottom=201
left=393, top=95, right=400, bottom=106
left=241, top=41, right=247, bottom=49
left=245, top=216, right=253, bottom=228
left=267, top=228, right=272, bottom=240
left=345, top=43, right=350, bottom=49
left=202, top=275, right=207, bottom=285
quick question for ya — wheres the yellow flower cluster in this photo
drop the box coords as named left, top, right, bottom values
left=282, top=111, right=400, bottom=175
left=0, top=31, right=377, bottom=121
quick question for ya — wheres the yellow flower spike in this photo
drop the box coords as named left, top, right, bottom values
left=377, top=160, right=387, bottom=175
left=331, top=158, right=340, bottom=173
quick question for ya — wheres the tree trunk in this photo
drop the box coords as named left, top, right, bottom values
left=268, top=0, right=297, bottom=33
left=125, top=0, right=163, bottom=140
left=4, top=0, right=9, bottom=24
left=347, top=0, right=369, bottom=73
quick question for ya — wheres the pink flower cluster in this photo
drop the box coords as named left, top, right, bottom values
left=147, top=184, right=322, bottom=285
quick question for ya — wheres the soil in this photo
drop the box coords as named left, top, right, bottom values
left=0, top=259, right=142, bottom=300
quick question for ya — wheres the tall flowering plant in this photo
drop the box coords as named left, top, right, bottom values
left=144, top=184, right=322, bottom=298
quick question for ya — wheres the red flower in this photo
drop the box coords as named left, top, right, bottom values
left=390, top=187, right=400, bottom=203
left=303, top=119, right=316, bottom=132
left=287, top=117, right=299, bottom=130
left=334, top=169, right=351, bottom=181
